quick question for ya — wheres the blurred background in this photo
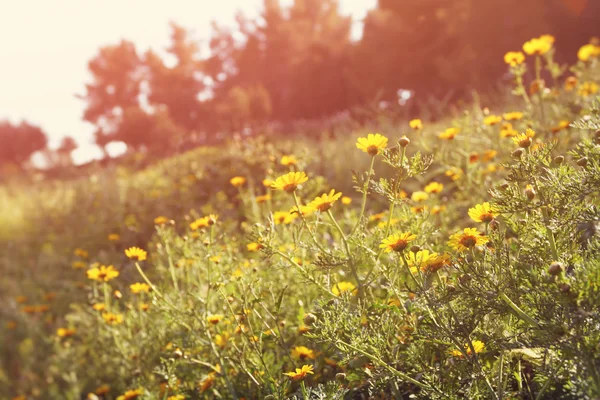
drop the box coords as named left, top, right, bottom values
left=1, top=0, right=598, bottom=170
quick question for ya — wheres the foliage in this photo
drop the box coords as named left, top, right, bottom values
left=2, top=36, right=600, bottom=400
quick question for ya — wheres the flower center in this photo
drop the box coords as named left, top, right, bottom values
left=391, top=240, right=408, bottom=252
left=283, top=183, right=297, bottom=192
left=460, top=235, right=477, bottom=248
left=366, top=145, right=379, bottom=155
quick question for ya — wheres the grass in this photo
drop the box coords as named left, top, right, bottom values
left=2, top=39, right=600, bottom=400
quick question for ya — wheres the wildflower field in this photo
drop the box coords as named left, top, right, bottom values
left=2, top=36, right=600, bottom=400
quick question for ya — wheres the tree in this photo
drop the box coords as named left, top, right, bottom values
left=56, top=136, right=78, bottom=167
left=79, top=40, right=143, bottom=149
left=208, top=0, right=354, bottom=122
left=0, top=121, right=47, bottom=168
left=145, top=23, right=209, bottom=133
left=112, top=107, right=183, bottom=155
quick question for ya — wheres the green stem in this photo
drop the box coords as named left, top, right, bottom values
left=292, top=192, right=327, bottom=254
left=498, top=292, right=540, bottom=328
left=335, top=339, right=447, bottom=396
left=352, top=155, right=376, bottom=235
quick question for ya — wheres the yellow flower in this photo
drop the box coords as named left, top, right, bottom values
left=411, top=191, right=428, bottom=202
left=332, top=281, right=357, bottom=296
left=256, top=193, right=271, bottom=203
left=551, top=120, right=570, bottom=134
left=356, top=133, right=388, bottom=156
left=306, top=189, right=343, bottom=212
left=247, top=242, right=263, bottom=252
left=512, top=128, right=535, bottom=148
left=281, top=155, right=298, bottom=166
left=154, top=216, right=169, bottom=225
left=409, top=119, right=423, bottom=130
left=369, top=212, right=385, bottom=222
left=431, top=205, right=446, bottom=215
left=214, top=333, right=228, bottom=349
left=579, top=81, right=599, bottom=97
left=578, top=43, right=600, bottom=61
left=291, top=345, right=315, bottom=360
left=207, top=314, right=224, bottom=324
left=380, top=232, right=417, bottom=253
left=116, top=388, right=144, bottom=400
left=283, top=364, right=314, bottom=380
left=451, top=340, right=485, bottom=357
left=439, top=127, right=459, bottom=140
left=448, top=228, right=489, bottom=252
left=564, top=76, right=578, bottom=91
left=102, top=312, right=124, bottom=325
left=406, top=250, right=451, bottom=273
left=271, top=171, right=308, bottom=193
left=468, top=202, right=498, bottom=223
left=125, top=247, right=147, bottom=261
left=95, top=384, right=111, bottom=395
left=190, top=215, right=218, bottom=230
left=500, top=122, right=518, bottom=138
left=424, top=182, right=443, bottom=194
left=87, top=265, right=119, bottom=282
left=108, top=233, right=120, bottom=241
left=482, top=150, right=497, bottom=162
left=341, top=196, right=352, bottom=205
left=199, top=372, right=217, bottom=392
left=502, top=112, right=523, bottom=121
left=503, top=51, right=525, bottom=66
left=167, top=395, right=186, bottom=400
left=523, top=36, right=553, bottom=55
left=15, top=295, right=27, bottom=304
left=230, top=176, right=246, bottom=187
left=483, top=115, right=502, bottom=126
left=72, top=261, right=86, bottom=269
left=57, top=327, right=76, bottom=338
left=130, top=282, right=151, bottom=294
left=273, top=211, right=299, bottom=224
left=92, top=303, right=106, bottom=311
left=74, top=248, right=89, bottom=258
left=262, top=178, right=273, bottom=187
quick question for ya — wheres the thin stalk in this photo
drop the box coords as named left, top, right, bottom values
left=498, top=292, right=540, bottom=328
left=351, top=156, right=376, bottom=235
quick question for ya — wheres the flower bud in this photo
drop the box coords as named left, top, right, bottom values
left=525, top=184, right=536, bottom=200
left=489, top=219, right=500, bottom=231
left=548, top=262, right=563, bottom=276
left=410, top=245, right=421, bottom=253
left=558, top=283, right=571, bottom=293
left=511, top=148, right=524, bottom=159
left=398, top=135, right=410, bottom=148
left=551, top=155, right=564, bottom=166
left=303, top=313, right=317, bottom=326
left=335, top=373, right=347, bottom=382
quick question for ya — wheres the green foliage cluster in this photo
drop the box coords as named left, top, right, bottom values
left=1, top=37, right=600, bottom=400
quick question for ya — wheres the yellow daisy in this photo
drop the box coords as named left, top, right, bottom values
left=380, top=232, right=417, bottom=253
left=332, top=281, right=357, bottom=296
left=230, top=176, right=246, bottom=187
left=468, top=202, right=498, bottom=223
left=448, top=228, right=489, bottom=252
left=291, top=346, right=315, bottom=360
left=409, top=119, right=423, bottom=130
left=283, top=364, right=314, bottom=381
left=125, top=247, right=147, bottom=261
left=306, top=189, right=342, bottom=212
left=87, top=265, right=119, bottom=282
left=130, top=282, right=151, bottom=294
left=356, top=133, right=388, bottom=156
left=271, top=171, right=308, bottom=193
left=504, top=51, right=525, bottom=66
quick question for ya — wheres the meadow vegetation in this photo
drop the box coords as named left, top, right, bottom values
left=2, top=36, right=600, bottom=400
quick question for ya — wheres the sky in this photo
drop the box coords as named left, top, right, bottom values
left=0, top=0, right=375, bottom=164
